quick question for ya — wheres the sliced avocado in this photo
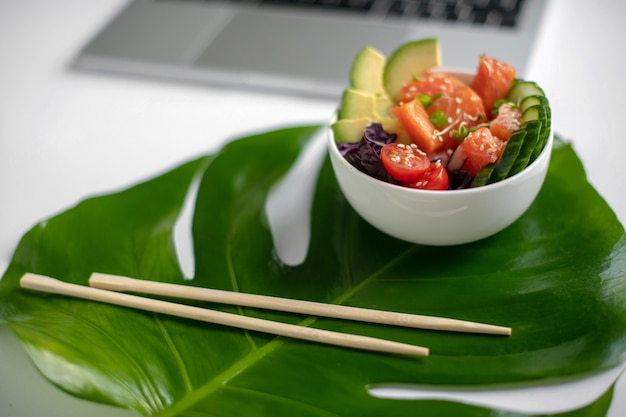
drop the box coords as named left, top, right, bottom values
left=383, top=38, right=442, bottom=102
left=338, top=89, right=378, bottom=120
left=381, top=118, right=412, bottom=145
left=375, top=95, right=395, bottom=119
left=331, top=118, right=370, bottom=143
left=350, top=46, right=387, bottom=95
left=332, top=116, right=408, bottom=145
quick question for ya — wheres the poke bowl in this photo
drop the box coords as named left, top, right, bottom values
left=328, top=38, right=553, bottom=246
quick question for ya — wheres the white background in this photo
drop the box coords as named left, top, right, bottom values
left=1, top=1, right=625, bottom=416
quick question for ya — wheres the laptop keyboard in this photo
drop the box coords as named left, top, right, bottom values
left=229, top=0, right=526, bottom=28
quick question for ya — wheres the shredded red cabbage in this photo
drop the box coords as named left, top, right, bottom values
left=338, top=123, right=473, bottom=190
left=447, top=169, right=473, bottom=190
left=338, top=123, right=399, bottom=184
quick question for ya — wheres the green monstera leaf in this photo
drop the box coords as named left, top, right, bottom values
left=0, top=125, right=625, bottom=417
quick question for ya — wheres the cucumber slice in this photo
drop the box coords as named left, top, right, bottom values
left=521, top=105, right=542, bottom=124
left=523, top=103, right=552, bottom=162
left=471, top=163, right=497, bottom=187
left=506, top=81, right=545, bottom=104
left=509, top=120, right=541, bottom=177
left=520, top=95, right=547, bottom=112
left=350, top=46, right=387, bottom=95
left=522, top=102, right=549, bottom=129
left=383, top=38, right=442, bottom=102
left=487, top=129, right=526, bottom=184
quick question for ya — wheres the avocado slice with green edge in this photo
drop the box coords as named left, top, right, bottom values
left=375, top=95, right=395, bottom=119
left=338, top=89, right=378, bottom=120
left=331, top=117, right=409, bottom=144
left=383, top=38, right=442, bottom=102
left=350, top=46, right=387, bottom=95
left=331, top=118, right=371, bottom=144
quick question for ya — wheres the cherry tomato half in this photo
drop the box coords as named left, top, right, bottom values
left=405, top=161, right=449, bottom=190
left=380, top=143, right=430, bottom=182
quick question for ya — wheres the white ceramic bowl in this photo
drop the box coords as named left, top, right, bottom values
left=328, top=108, right=553, bottom=246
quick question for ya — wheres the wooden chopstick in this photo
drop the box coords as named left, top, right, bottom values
left=89, top=272, right=511, bottom=336
left=20, top=273, right=429, bottom=357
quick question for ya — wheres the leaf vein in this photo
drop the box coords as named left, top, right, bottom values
left=155, top=315, right=194, bottom=393
left=223, top=385, right=345, bottom=417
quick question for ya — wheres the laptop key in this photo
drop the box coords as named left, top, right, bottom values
left=190, top=0, right=525, bottom=27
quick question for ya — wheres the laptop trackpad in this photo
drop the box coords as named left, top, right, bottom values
left=194, top=10, right=406, bottom=87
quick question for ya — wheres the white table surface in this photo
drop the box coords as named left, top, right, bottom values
left=1, top=1, right=625, bottom=416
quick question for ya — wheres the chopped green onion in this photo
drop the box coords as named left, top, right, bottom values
left=417, top=93, right=444, bottom=109
left=416, top=94, right=432, bottom=108
left=429, top=110, right=448, bottom=128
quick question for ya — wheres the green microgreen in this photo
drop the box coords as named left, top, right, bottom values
left=453, top=125, right=470, bottom=141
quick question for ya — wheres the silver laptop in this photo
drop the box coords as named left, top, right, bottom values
left=74, top=0, right=549, bottom=98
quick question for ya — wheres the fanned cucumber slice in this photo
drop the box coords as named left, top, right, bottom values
left=536, top=101, right=552, bottom=161
left=509, top=120, right=541, bottom=177
left=487, top=129, right=526, bottom=184
left=520, top=94, right=549, bottom=112
left=383, top=38, right=441, bottom=102
left=521, top=104, right=544, bottom=124
left=476, top=89, right=551, bottom=186
left=507, top=80, right=545, bottom=104
left=471, top=163, right=497, bottom=187
left=523, top=104, right=552, bottom=162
